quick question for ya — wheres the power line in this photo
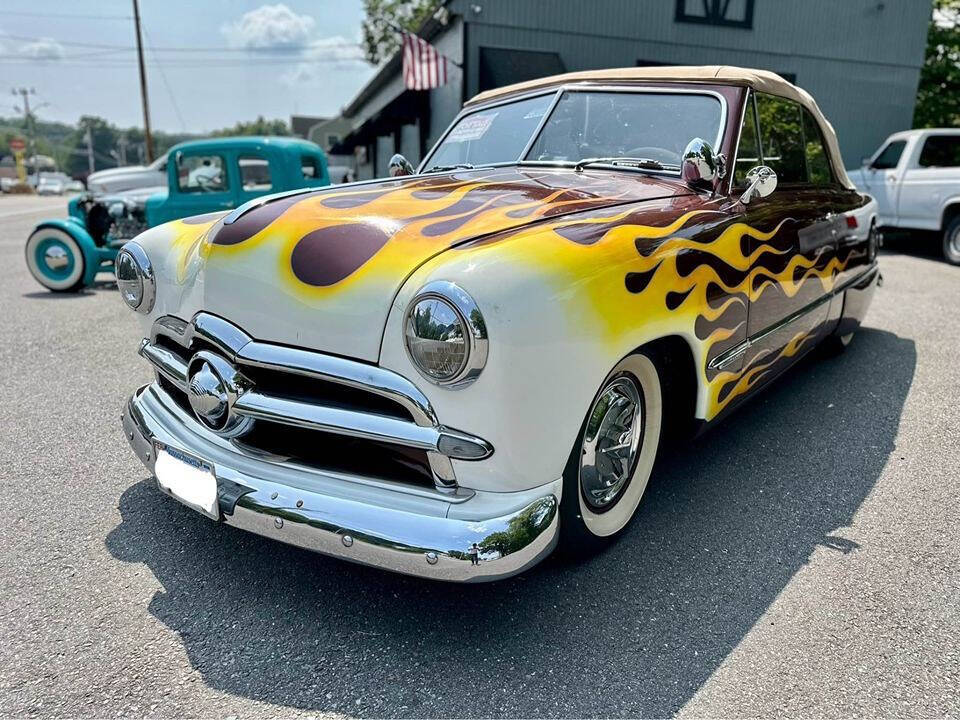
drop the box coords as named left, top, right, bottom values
left=141, top=25, right=187, bottom=132
left=0, top=33, right=363, bottom=53
left=0, top=11, right=132, bottom=20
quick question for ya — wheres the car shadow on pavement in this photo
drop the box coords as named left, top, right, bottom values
left=105, top=327, right=915, bottom=718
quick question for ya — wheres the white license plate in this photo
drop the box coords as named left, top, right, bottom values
left=154, top=442, right=219, bottom=520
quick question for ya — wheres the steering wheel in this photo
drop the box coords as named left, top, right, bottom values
left=625, top=146, right=681, bottom=165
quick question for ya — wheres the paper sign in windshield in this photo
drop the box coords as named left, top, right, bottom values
left=447, top=113, right=497, bottom=142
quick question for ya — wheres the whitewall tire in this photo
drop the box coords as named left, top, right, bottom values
left=561, top=351, right=663, bottom=549
left=25, top=227, right=86, bottom=292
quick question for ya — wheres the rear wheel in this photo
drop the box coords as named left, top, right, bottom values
left=559, top=352, right=663, bottom=552
left=25, top=227, right=86, bottom=292
left=943, top=216, right=960, bottom=265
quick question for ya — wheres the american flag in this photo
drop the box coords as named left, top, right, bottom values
left=402, top=32, right=449, bottom=90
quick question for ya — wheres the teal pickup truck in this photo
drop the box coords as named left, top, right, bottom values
left=25, top=136, right=330, bottom=292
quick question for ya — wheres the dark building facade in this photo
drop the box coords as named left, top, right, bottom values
left=336, top=0, right=930, bottom=178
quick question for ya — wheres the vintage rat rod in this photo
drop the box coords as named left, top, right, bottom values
left=25, top=137, right=329, bottom=292
left=119, top=67, right=878, bottom=581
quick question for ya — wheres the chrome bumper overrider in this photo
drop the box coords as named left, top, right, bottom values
left=122, top=384, right=559, bottom=582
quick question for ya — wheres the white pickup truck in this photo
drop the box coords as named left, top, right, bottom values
left=847, top=128, right=960, bottom=265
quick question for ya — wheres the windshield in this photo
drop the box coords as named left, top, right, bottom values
left=426, top=89, right=724, bottom=173
left=425, top=93, right=554, bottom=169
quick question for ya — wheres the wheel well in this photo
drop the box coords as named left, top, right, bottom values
left=638, top=335, right=698, bottom=446
left=942, top=203, right=960, bottom=232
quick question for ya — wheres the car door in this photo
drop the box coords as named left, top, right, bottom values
left=860, top=138, right=908, bottom=225
left=897, top=133, right=960, bottom=230
left=159, top=149, right=236, bottom=225
left=734, top=92, right=838, bottom=395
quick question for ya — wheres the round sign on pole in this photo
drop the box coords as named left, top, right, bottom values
left=9, top=138, right=26, bottom=152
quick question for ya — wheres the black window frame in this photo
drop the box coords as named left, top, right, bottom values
left=675, top=0, right=755, bottom=29
left=917, top=134, right=960, bottom=168
left=870, top=140, right=907, bottom=170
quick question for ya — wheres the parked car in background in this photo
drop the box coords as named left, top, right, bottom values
left=25, top=136, right=329, bottom=292
left=87, top=155, right=168, bottom=195
left=848, top=128, right=960, bottom=264
left=65, top=179, right=85, bottom=193
left=36, top=175, right=66, bottom=196
left=117, top=67, right=879, bottom=582
left=327, top=164, right=356, bottom=184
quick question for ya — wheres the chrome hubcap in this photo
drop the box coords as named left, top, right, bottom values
left=579, top=376, right=643, bottom=510
left=951, top=228, right=960, bottom=256
left=43, top=246, right=69, bottom=270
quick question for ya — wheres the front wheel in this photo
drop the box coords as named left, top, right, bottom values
left=25, top=227, right=86, bottom=292
left=559, top=352, right=663, bottom=552
left=943, top=216, right=960, bottom=266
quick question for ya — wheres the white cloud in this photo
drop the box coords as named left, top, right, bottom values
left=221, top=3, right=315, bottom=49
left=19, top=37, right=64, bottom=60
left=282, top=36, right=367, bottom=84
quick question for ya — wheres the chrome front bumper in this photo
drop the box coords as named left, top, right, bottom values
left=122, top=384, right=559, bottom=582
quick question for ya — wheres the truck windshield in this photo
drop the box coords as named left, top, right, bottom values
left=425, top=90, right=724, bottom=173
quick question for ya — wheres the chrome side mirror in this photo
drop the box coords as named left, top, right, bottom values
left=388, top=154, right=414, bottom=177
left=740, top=165, right=777, bottom=205
left=681, top=138, right=725, bottom=189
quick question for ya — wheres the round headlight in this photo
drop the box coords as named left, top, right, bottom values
left=116, top=242, right=155, bottom=314
left=404, top=282, right=487, bottom=387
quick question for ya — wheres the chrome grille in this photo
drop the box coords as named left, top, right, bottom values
left=140, top=313, right=493, bottom=491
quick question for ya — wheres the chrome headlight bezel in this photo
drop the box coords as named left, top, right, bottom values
left=403, top=281, right=488, bottom=388
left=116, top=241, right=155, bottom=314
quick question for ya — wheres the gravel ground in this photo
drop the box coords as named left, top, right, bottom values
left=0, top=195, right=957, bottom=718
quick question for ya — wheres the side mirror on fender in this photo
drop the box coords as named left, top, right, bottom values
left=388, top=154, right=414, bottom=177
left=740, top=165, right=778, bottom=205
left=681, top=137, right=725, bottom=190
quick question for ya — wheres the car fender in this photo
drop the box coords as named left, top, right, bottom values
left=378, top=218, right=714, bottom=495
left=32, top=218, right=100, bottom=287
left=940, top=196, right=960, bottom=229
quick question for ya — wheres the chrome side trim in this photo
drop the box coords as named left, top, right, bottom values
left=221, top=187, right=320, bottom=226
left=709, top=264, right=880, bottom=371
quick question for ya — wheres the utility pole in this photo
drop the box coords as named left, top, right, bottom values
left=11, top=87, right=36, bottom=160
left=132, top=0, right=154, bottom=163
left=84, top=124, right=95, bottom=175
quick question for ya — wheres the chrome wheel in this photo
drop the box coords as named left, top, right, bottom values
left=579, top=375, right=644, bottom=511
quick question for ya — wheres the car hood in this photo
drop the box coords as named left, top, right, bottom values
left=152, top=166, right=695, bottom=361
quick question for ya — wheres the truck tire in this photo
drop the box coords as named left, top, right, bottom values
left=944, top=216, right=960, bottom=266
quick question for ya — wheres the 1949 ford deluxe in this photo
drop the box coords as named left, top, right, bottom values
left=118, top=67, right=879, bottom=582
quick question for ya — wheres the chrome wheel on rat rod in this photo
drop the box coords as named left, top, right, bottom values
left=579, top=375, right=644, bottom=511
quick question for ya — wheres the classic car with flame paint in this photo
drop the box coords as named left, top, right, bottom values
left=118, top=67, right=879, bottom=581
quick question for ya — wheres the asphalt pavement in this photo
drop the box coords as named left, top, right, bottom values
left=0, top=194, right=957, bottom=718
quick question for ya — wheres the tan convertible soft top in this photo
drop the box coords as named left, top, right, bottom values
left=466, top=65, right=853, bottom=189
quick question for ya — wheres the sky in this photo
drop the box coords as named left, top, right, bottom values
left=0, top=1, right=377, bottom=132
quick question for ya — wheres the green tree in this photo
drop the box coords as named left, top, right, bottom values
left=914, top=0, right=960, bottom=128
left=361, top=0, right=440, bottom=65
left=65, top=116, right=119, bottom=176
left=210, top=115, right=291, bottom=137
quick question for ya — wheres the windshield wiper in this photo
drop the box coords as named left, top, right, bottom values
left=573, top=157, right=676, bottom=173
left=423, top=163, right=475, bottom=174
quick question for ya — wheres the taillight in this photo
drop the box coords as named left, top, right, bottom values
left=846, top=215, right=858, bottom=229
